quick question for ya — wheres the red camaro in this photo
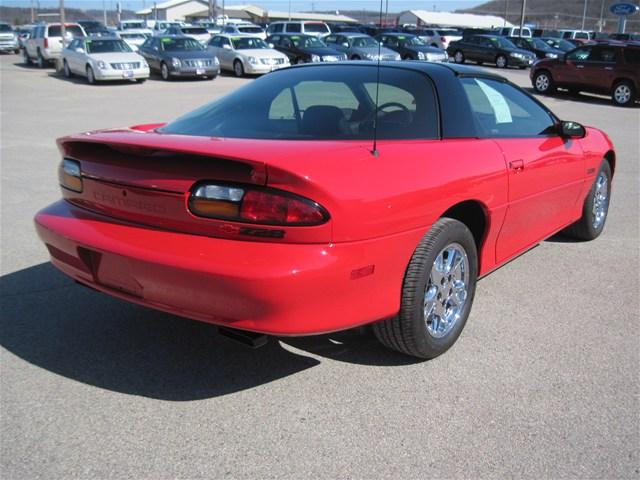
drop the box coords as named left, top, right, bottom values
left=35, top=63, right=614, bottom=359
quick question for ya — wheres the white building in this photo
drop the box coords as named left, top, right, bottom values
left=136, top=0, right=209, bottom=22
left=187, top=4, right=358, bottom=24
left=398, top=10, right=512, bottom=29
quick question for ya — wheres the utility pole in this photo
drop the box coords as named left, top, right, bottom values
left=30, top=0, right=35, bottom=23
left=60, top=0, right=66, bottom=47
left=598, top=0, right=605, bottom=32
left=504, top=0, right=509, bottom=27
left=519, top=0, right=526, bottom=37
left=288, top=0, right=291, bottom=21
left=103, top=0, right=107, bottom=25
left=209, top=0, right=215, bottom=20
left=581, top=0, right=588, bottom=30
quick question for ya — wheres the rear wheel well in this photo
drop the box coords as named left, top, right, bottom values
left=604, top=150, right=616, bottom=176
left=441, top=201, right=487, bottom=253
left=611, top=77, right=635, bottom=92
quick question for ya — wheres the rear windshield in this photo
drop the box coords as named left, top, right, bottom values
left=48, top=25, right=84, bottom=37
left=238, top=26, right=263, bottom=34
left=303, top=23, right=329, bottom=34
left=160, top=65, right=438, bottom=140
left=0, top=24, right=13, bottom=32
left=182, top=27, right=208, bottom=34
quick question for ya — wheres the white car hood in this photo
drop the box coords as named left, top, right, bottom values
left=89, top=52, right=146, bottom=63
left=237, top=48, right=287, bottom=60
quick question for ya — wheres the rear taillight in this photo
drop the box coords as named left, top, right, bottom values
left=189, top=183, right=329, bottom=226
left=44, top=38, right=48, bottom=48
left=441, top=36, right=447, bottom=43
left=59, top=158, right=82, bottom=192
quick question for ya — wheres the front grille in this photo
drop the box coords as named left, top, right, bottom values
left=322, top=55, right=341, bottom=62
left=259, top=57, right=285, bottom=65
left=182, top=59, right=213, bottom=68
left=110, top=62, right=141, bottom=70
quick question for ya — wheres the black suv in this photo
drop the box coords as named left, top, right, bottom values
left=266, top=34, right=345, bottom=64
left=375, top=32, right=447, bottom=62
left=447, top=34, right=536, bottom=68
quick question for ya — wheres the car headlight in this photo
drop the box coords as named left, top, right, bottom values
left=311, top=54, right=321, bottom=62
left=247, top=56, right=258, bottom=65
left=417, top=51, right=426, bottom=60
left=394, top=54, right=401, bottom=61
left=96, top=60, right=108, bottom=69
left=141, top=59, right=148, bottom=67
left=213, top=56, right=219, bottom=64
left=171, top=57, right=181, bottom=67
left=545, top=53, right=558, bottom=58
left=510, top=52, right=525, bottom=58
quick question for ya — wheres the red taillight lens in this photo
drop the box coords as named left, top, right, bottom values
left=44, top=38, right=48, bottom=48
left=189, top=183, right=329, bottom=226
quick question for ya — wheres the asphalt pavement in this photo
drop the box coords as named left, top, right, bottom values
left=1, top=54, right=639, bottom=479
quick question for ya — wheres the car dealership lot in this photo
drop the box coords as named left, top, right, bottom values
left=1, top=55, right=638, bottom=479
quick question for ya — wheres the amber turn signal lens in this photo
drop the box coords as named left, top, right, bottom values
left=59, top=159, right=83, bottom=193
left=190, top=198, right=240, bottom=218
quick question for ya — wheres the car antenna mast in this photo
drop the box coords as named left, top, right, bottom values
left=371, top=0, right=388, bottom=157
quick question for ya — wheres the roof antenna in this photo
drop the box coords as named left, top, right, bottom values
left=371, top=0, right=388, bottom=157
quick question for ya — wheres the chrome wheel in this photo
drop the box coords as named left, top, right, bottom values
left=424, top=243, right=469, bottom=339
left=592, top=172, right=609, bottom=229
left=86, top=66, right=95, bottom=84
left=613, top=84, right=631, bottom=105
left=535, top=73, right=550, bottom=92
left=63, top=60, right=71, bottom=77
left=233, top=60, right=244, bottom=77
left=496, top=55, right=507, bottom=68
left=161, top=63, right=170, bottom=80
left=454, top=51, right=464, bottom=63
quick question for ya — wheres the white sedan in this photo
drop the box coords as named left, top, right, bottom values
left=62, top=37, right=150, bottom=84
left=206, top=34, right=289, bottom=77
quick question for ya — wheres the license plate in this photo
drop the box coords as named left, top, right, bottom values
left=196, top=68, right=205, bottom=75
left=122, top=70, right=133, bottom=78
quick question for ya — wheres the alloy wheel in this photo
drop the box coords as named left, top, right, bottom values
left=423, top=243, right=470, bottom=339
left=614, top=84, right=631, bottom=105
left=535, top=73, right=550, bottom=92
left=592, top=172, right=609, bottom=229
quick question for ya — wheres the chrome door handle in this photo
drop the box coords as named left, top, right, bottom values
left=605, top=66, right=613, bottom=70
left=576, top=65, right=585, bottom=69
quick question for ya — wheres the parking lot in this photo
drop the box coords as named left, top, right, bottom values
left=1, top=53, right=638, bottom=479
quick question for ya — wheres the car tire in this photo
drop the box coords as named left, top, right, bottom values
left=496, top=55, right=507, bottom=68
left=612, top=80, right=635, bottom=107
left=63, top=60, right=72, bottom=78
left=160, top=62, right=171, bottom=81
left=533, top=70, right=555, bottom=94
left=562, top=160, right=612, bottom=241
left=351, top=55, right=361, bottom=60
left=453, top=50, right=464, bottom=64
left=36, top=49, right=45, bottom=68
left=233, top=59, right=244, bottom=77
left=86, top=65, right=96, bottom=84
left=402, top=55, right=412, bottom=61
left=23, top=49, right=31, bottom=65
left=372, top=218, right=478, bottom=359
left=294, top=57, right=304, bottom=65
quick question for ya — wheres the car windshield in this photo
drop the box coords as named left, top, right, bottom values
left=0, top=24, right=13, bottom=32
left=85, top=39, right=132, bottom=53
left=401, top=36, right=425, bottom=46
left=544, top=38, right=576, bottom=51
left=489, top=36, right=517, bottom=49
left=231, top=37, right=268, bottom=49
left=238, top=26, right=263, bottom=34
left=161, top=37, right=203, bottom=51
left=182, top=27, right=208, bottom=34
left=120, top=33, right=145, bottom=39
left=159, top=65, right=438, bottom=141
left=351, top=36, right=378, bottom=48
left=530, top=38, right=552, bottom=50
left=291, top=35, right=325, bottom=48
left=303, top=23, right=329, bottom=33
left=49, top=25, right=85, bottom=37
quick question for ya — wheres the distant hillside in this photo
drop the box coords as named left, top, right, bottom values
left=461, top=0, right=639, bottom=32
left=0, top=6, right=137, bottom=26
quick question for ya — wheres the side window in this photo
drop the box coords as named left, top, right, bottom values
left=209, top=36, right=221, bottom=47
left=269, top=88, right=296, bottom=120
left=461, top=78, right=555, bottom=137
left=325, top=35, right=336, bottom=44
left=287, top=23, right=301, bottom=33
left=566, top=47, right=590, bottom=61
left=589, top=48, right=616, bottom=63
left=575, top=32, right=589, bottom=40
left=272, top=24, right=283, bottom=33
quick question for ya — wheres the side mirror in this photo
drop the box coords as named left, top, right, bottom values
left=560, top=120, right=586, bottom=138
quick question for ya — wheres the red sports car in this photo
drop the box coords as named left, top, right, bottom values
left=35, top=63, right=615, bottom=359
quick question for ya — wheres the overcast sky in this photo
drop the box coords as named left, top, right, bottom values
left=2, top=1, right=486, bottom=13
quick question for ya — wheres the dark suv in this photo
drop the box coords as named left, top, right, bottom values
left=447, top=34, right=536, bottom=68
left=531, top=43, right=640, bottom=106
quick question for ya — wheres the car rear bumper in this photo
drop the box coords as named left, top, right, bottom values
left=35, top=200, right=421, bottom=335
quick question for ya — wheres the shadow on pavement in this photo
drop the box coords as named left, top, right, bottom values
left=0, top=263, right=415, bottom=400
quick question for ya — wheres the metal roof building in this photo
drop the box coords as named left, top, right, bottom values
left=136, top=0, right=209, bottom=22
left=188, top=4, right=358, bottom=24
left=398, top=10, right=513, bottom=29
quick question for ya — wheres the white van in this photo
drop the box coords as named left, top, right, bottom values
left=266, top=21, right=330, bottom=38
left=497, top=26, right=532, bottom=38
